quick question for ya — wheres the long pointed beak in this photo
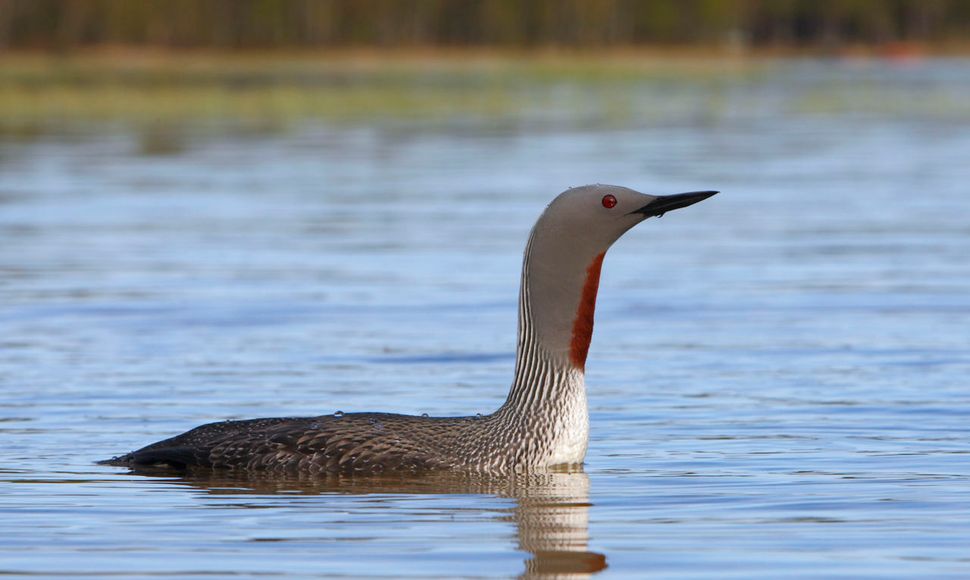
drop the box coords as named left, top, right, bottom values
left=632, top=190, right=718, bottom=218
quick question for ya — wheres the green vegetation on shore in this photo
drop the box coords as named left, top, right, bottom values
left=2, top=1, right=968, bottom=142
left=2, top=0, right=968, bottom=51
left=0, top=52, right=764, bottom=133
left=1, top=51, right=967, bottom=148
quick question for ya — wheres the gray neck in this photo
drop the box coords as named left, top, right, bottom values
left=503, top=229, right=583, bottom=408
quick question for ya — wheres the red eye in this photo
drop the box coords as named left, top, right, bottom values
left=601, top=194, right=617, bottom=209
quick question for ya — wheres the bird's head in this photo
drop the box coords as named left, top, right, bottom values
left=536, top=185, right=719, bottom=255
left=522, top=184, right=718, bottom=370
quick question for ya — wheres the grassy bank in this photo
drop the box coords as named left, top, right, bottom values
left=0, top=49, right=767, bottom=133
left=1, top=49, right=966, bottom=145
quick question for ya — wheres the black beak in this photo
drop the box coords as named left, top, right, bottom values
left=632, top=190, right=718, bottom=218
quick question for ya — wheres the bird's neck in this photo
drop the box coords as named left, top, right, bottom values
left=511, top=227, right=607, bottom=375
left=496, top=229, right=605, bottom=465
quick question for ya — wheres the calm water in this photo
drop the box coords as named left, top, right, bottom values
left=2, top=59, right=970, bottom=577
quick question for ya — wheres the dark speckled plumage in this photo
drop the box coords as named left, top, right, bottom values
left=102, top=413, right=503, bottom=473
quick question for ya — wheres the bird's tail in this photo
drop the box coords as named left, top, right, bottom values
left=97, top=454, right=133, bottom=466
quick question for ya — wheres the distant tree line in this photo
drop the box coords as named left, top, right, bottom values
left=0, top=0, right=967, bottom=51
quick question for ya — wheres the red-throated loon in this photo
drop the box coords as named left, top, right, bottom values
left=101, top=185, right=717, bottom=474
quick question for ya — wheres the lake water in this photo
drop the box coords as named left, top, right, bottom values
left=1, top=58, right=969, bottom=577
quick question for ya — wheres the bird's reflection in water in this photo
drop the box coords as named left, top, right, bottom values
left=131, top=466, right=606, bottom=578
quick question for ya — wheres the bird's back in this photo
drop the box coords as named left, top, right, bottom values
left=101, top=413, right=485, bottom=474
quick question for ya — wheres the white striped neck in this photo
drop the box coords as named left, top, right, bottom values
left=494, top=222, right=606, bottom=467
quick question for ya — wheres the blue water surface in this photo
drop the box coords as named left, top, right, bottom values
left=1, top=59, right=969, bottom=577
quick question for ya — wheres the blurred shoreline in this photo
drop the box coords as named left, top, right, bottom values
left=1, top=46, right=966, bottom=139
left=3, top=40, right=967, bottom=64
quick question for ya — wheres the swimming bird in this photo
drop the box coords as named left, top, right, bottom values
left=101, top=185, right=717, bottom=475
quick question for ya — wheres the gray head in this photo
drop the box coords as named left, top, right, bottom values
left=519, top=184, right=717, bottom=370
left=534, top=184, right=718, bottom=255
